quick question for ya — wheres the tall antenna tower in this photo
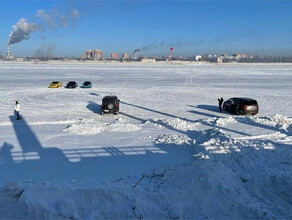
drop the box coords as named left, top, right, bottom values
left=6, top=45, right=10, bottom=58
left=170, top=47, right=173, bottom=63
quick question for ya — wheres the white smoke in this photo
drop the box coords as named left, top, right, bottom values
left=71, top=9, right=79, bottom=19
left=36, top=9, right=55, bottom=28
left=7, top=18, right=41, bottom=45
left=7, top=8, right=79, bottom=47
left=36, top=8, right=79, bottom=29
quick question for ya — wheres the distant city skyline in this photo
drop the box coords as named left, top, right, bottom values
left=1, top=0, right=292, bottom=57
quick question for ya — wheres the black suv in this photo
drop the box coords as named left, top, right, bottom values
left=65, top=81, right=78, bottom=89
left=223, top=97, right=259, bottom=115
left=101, top=95, right=120, bottom=115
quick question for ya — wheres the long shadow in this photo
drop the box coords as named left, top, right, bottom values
left=120, top=112, right=146, bottom=123
left=89, top=92, right=99, bottom=96
left=234, top=117, right=289, bottom=135
left=0, top=115, right=190, bottom=184
left=194, top=104, right=220, bottom=113
left=121, top=101, right=198, bottom=123
left=190, top=105, right=288, bottom=135
left=86, top=101, right=101, bottom=115
left=0, top=142, right=14, bottom=164
left=188, top=110, right=223, bottom=119
left=122, top=101, right=249, bottom=136
left=9, top=116, right=67, bottom=161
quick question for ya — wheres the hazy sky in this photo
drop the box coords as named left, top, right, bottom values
left=0, top=0, right=292, bottom=57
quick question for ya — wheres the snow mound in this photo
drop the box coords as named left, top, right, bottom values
left=152, top=118, right=198, bottom=131
left=270, top=114, right=292, bottom=132
left=155, top=134, right=190, bottom=145
left=215, top=116, right=236, bottom=125
left=63, top=118, right=141, bottom=135
left=239, top=114, right=292, bottom=133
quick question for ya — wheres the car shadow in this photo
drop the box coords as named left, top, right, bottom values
left=194, top=104, right=219, bottom=112
left=121, top=101, right=249, bottom=136
left=188, top=110, right=224, bottom=119
left=86, top=101, right=101, bottom=115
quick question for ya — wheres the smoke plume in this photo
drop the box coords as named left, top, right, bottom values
left=36, top=8, right=79, bottom=29
left=7, top=8, right=79, bottom=47
left=7, top=18, right=41, bottom=45
left=34, top=43, right=56, bottom=58
left=133, top=41, right=189, bottom=53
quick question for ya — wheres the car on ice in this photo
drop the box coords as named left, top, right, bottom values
left=65, top=81, right=78, bottom=89
left=49, top=81, right=62, bottom=88
left=223, top=97, right=259, bottom=115
left=101, top=95, right=120, bottom=115
left=80, top=81, right=92, bottom=88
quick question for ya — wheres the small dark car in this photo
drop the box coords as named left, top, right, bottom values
left=223, top=97, right=259, bottom=115
left=101, top=95, right=120, bottom=115
left=80, top=81, right=92, bottom=88
left=65, top=81, right=78, bottom=89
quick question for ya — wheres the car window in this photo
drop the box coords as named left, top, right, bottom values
left=243, top=100, right=257, bottom=105
left=235, top=99, right=240, bottom=104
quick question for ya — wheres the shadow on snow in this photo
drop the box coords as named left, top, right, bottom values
left=0, top=115, right=191, bottom=184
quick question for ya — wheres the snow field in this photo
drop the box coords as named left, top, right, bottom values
left=0, top=62, right=291, bottom=219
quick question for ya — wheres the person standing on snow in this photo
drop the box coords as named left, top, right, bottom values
left=14, top=101, right=21, bottom=120
left=218, top=97, right=224, bottom=112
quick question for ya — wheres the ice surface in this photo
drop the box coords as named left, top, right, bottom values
left=0, top=62, right=291, bottom=219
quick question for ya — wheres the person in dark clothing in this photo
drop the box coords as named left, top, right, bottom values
left=218, top=97, right=224, bottom=112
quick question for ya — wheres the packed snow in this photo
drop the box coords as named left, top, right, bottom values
left=0, top=62, right=291, bottom=219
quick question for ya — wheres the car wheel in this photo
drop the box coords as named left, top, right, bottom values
left=236, top=109, right=244, bottom=115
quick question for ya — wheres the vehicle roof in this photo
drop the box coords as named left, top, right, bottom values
left=102, top=95, right=118, bottom=100
left=84, top=81, right=91, bottom=83
left=230, top=97, right=257, bottom=101
left=52, top=81, right=60, bottom=83
left=68, top=81, right=77, bottom=83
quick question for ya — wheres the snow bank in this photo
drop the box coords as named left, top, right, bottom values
left=1, top=120, right=291, bottom=219
left=239, top=114, right=292, bottom=134
left=63, top=118, right=141, bottom=135
left=155, top=134, right=191, bottom=145
left=152, top=118, right=198, bottom=131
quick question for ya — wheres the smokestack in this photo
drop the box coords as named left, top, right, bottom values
left=133, top=49, right=140, bottom=60
left=6, top=45, right=10, bottom=58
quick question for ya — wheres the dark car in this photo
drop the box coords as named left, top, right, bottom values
left=65, top=81, right=78, bottom=89
left=80, top=81, right=92, bottom=88
left=223, top=97, right=259, bottom=115
left=101, top=95, right=120, bottom=115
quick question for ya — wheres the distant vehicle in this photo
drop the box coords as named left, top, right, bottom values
left=101, top=95, right=120, bottom=115
left=65, top=81, right=78, bottom=89
left=80, top=81, right=92, bottom=88
left=223, top=97, right=259, bottom=115
left=49, top=81, right=62, bottom=88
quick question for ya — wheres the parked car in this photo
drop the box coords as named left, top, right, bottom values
left=49, top=81, right=62, bottom=88
left=65, top=81, right=78, bottom=89
left=101, top=95, right=120, bottom=115
left=223, top=97, right=259, bottom=115
left=80, top=81, right=92, bottom=88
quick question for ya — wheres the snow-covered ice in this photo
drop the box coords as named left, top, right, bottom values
left=0, top=62, right=291, bottom=219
